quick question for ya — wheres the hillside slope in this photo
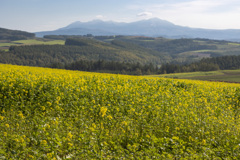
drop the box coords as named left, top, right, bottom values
left=0, top=28, right=35, bottom=41
left=1, top=64, right=240, bottom=159
left=0, top=37, right=170, bottom=66
left=1, top=36, right=240, bottom=69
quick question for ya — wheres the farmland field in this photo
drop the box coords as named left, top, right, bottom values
left=0, top=39, right=65, bottom=51
left=1, top=64, right=240, bottom=159
left=13, top=39, right=65, bottom=45
left=151, top=69, right=240, bottom=83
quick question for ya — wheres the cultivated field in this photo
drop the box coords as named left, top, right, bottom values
left=0, top=39, right=65, bottom=51
left=151, top=69, right=240, bottom=83
left=1, top=64, right=240, bottom=159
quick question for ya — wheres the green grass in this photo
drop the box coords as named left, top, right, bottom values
left=13, top=39, right=65, bottom=45
left=228, top=43, right=240, bottom=46
left=141, top=40, right=155, bottom=42
left=192, top=50, right=213, bottom=53
left=0, top=43, right=13, bottom=47
left=0, top=39, right=65, bottom=51
left=149, top=69, right=240, bottom=83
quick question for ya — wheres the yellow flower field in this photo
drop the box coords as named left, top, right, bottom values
left=0, top=64, right=240, bottom=159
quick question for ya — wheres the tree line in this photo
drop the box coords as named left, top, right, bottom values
left=49, top=60, right=158, bottom=75
left=159, top=55, right=240, bottom=74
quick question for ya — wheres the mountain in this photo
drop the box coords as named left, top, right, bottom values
left=0, top=28, right=35, bottom=41
left=35, top=18, right=240, bottom=41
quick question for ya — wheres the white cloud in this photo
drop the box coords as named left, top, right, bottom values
left=128, top=0, right=240, bottom=29
left=96, top=15, right=104, bottom=19
left=137, top=12, right=152, bottom=17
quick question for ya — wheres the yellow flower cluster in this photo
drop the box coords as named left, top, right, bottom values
left=100, top=106, right=108, bottom=117
left=0, top=63, right=240, bottom=159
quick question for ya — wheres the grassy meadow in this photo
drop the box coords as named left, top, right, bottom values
left=0, top=39, right=65, bottom=51
left=151, top=69, right=240, bottom=83
left=1, top=64, right=240, bottom=159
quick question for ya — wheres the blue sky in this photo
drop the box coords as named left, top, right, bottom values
left=1, top=0, right=240, bottom=32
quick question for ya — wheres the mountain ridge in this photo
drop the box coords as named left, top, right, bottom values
left=35, top=18, right=240, bottom=41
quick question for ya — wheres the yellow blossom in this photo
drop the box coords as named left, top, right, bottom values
left=202, top=139, right=206, bottom=145
left=5, top=124, right=9, bottom=128
left=100, top=106, right=108, bottom=117
left=0, top=116, right=4, bottom=121
left=68, top=143, right=73, bottom=147
left=41, top=140, right=47, bottom=146
left=18, top=111, right=24, bottom=119
left=41, top=106, right=45, bottom=110
left=107, top=115, right=113, bottom=120
left=67, top=132, right=73, bottom=139
left=47, top=153, right=53, bottom=158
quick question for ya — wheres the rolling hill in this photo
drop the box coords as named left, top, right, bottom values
left=1, top=35, right=240, bottom=69
left=0, top=37, right=170, bottom=67
left=0, top=28, right=35, bottom=41
left=1, top=63, right=240, bottom=158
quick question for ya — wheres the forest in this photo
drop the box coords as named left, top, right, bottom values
left=0, top=28, right=35, bottom=41
left=1, top=33, right=240, bottom=75
left=159, top=55, right=240, bottom=74
left=0, top=37, right=169, bottom=67
left=50, top=60, right=157, bottom=75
